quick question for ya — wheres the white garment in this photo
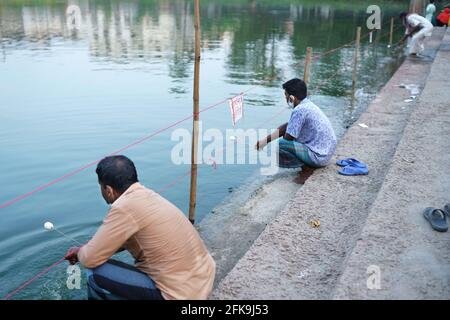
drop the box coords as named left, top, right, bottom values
left=406, top=13, right=434, bottom=54
left=425, top=3, right=436, bottom=22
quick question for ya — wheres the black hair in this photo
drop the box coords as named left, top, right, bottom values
left=96, top=155, right=138, bottom=193
left=399, top=12, right=408, bottom=19
left=282, top=78, right=307, bottom=101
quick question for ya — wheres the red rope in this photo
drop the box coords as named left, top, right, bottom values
left=0, top=92, right=252, bottom=210
left=1, top=22, right=400, bottom=211
left=0, top=22, right=403, bottom=300
left=1, top=258, right=66, bottom=300
left=156, top=170, right=192, bottom=194
left=312, top=41, right=355, bottom=61
left=309, top=66, right=347, bottom=93
left=311, top=18, right=397, bottom=63
left=256, top=107, right=288, bottom=128
left=1, top=167, right=194, bottom=300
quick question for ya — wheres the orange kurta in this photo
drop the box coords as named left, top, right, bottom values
left=78, top=182, right=215, bottom=300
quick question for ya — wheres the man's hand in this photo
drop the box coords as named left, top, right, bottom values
left=399, top=34, right=409, bottom=45
left=255, top=123, right=286, bottom=151
left=64, top=247, right=80, bottom=265
left=255, top=139, right=267, bottom=151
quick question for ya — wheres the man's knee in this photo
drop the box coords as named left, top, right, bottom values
left=83, top=260, right=164, bottom=300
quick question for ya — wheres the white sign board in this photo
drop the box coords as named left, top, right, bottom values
left=229, top=94, right=244, bottom=126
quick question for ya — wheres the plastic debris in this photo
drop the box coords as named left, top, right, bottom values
left=396, top=83, right=420, bottom=95
left=309, top=220, right=321, bottom=228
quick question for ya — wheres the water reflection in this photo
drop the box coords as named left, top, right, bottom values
left=0, top=0, right=406, bottom=90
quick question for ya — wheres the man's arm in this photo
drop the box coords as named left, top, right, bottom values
left=256, top=122, right=287, bottom=151
left=400, top=24, right=423, bottom=43
left=409, top=24, right=423, bottom=36
left=283, top=132, right=296, bottom=141
left=76, top=206, right=139, bottom=268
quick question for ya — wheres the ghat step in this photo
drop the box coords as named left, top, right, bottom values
left=333, top=28, right=450, bottom=300
left=211, top=28, right=447, bottom=299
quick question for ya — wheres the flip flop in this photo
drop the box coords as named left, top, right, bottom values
left=336, top=158, right=367, bottom=168
left=423, top=207, right=448, bottom=232
left=337, top=165, right=369, bottom=176
left=443, top=204, right=450, bottom=218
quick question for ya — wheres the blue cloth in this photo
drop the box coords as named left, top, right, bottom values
left=278, top=138, right=319, bottom=168
left=286, top=98, right=337, bottom=166
left=85, top=259, right=164, bottom=300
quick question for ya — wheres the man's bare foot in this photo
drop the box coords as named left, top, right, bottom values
left=293, top=166, right=316, bottom=184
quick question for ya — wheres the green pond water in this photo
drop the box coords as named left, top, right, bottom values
left=0, top=0, right=408, bottom=299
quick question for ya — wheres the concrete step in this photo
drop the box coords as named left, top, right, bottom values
left=333, top=28, right=450, bottom=300
left=212, top=28, right=447, bottom=299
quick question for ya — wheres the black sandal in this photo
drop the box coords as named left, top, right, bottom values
left=443, top=204, right=450, bottom=218
left=423, top=207, right=448, bottom=232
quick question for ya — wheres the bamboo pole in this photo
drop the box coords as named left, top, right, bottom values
left=303, top=47, right=313, bottom=84
left=351, top=26, right=361, bottom=108
left=389, top=17, right=394, bottom=47
left=188, top=0, right=201, bottom=224
left=352, top=26, right=361, bottom=89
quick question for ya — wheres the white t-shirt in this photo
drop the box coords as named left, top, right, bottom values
left=407, top=13, right=433, bottom=30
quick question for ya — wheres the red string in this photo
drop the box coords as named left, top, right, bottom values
left=156, top=170, right=192, bottom=194
left=2, top=24, right=388, bottom=211
left=311, top=18, right=397, bottom=63
left=312, top=41, right=355, bottom=61
left=1, top=168, right=194, bottom=300
left=1, top=257, right=66, bottom=300
left=0, top=93, right=249, bottom=210
left=0, top=22, right=403, bottom=299
left=309, top=66, right=346, bottom=93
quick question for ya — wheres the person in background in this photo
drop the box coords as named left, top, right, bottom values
left=399, top=11, right=434, bottom=56
left=436, top=8, right=450, bottom=26
left=255, top=78, right=337, bottom=184
left=425, top=0, right=437, bottom=24
left=64, top=155, right=216, bottom=300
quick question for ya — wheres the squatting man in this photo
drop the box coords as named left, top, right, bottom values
left=256, top=78, right=337, bottom=183
left=399, top=11, right=433, bottom=56
left=64, top=155, right=215, bottom=300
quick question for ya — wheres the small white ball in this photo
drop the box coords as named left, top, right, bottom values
left=44, top=221, right=54, bottom=230
left=229, top=136, right=237, bottom=141
left=387, top=45, right=391, bottom=48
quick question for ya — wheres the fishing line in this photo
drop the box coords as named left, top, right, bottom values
left=44, top=222, right=83, bottom=246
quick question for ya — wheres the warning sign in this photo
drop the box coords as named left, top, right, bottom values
left=229, top=94, right=244, bottom=126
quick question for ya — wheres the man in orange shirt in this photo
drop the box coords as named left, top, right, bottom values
left=64, top=155, right=216, bottom=300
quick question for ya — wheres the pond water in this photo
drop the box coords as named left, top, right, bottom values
left=0, top=0, right=407, bottom=299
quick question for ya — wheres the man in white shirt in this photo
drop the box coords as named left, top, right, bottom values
left=399, top=12, right=434, bottom=56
